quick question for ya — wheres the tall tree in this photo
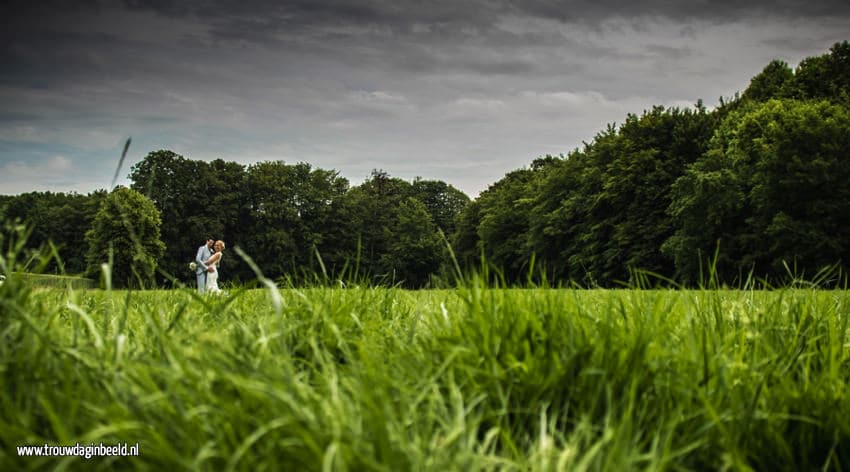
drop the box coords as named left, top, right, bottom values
left=343, top=170, right=414, bottom=281
left=380, top=197, right=443, bottom=287
left=85, top=187, right=165, bottom=288
left=527, top=128, right=624, bottom=285
left=474, top=166, right=540, bottom=283
left=742, top=60, right=794, bottom=102
left=787, top=41, right=850, bottom=102
left=595, top=105, right=714, bottom=283
left=666, top=99, right=850, bottom=283
left=451, top=199, right=484, bottom=271
left=0, top=191, right=105, bottom=275
left=409, top=178, right=470, bottom=237
left=130, top=150, right=244, bottom=284
left=242, top=161, right=350, bottom=280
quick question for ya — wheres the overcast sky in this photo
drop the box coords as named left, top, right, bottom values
left=1, top=1, right=848, bottom=198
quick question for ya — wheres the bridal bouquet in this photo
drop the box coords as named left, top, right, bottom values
left=189, top=262, right=197, bottom=271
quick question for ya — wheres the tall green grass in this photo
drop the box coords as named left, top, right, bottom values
left=10, top=272, right=95, bottom=290
left=2, top=223, right=849, bottom=470
left=2, top=264, right=849, bottom=470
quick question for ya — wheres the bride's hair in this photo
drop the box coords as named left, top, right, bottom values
left=215, top=240, right=226, bottom=251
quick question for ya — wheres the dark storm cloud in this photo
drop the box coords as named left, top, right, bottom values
left=89, top=0, right=850, bottom=81
left=505, top=0, right=850, bottom=22
left=5, top=0, right=850, bottom=51
left=3, top=0, right=846, bottom=86
left=114, top=0, right=850, bottom=33
left=0, top=31, right=132, bottom=88
left=125, top=0, right=850, bottom=20
left=1, top=0, right=849, bottom=196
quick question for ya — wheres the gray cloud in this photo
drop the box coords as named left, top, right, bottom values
left=1, top=0, right=849, bottom=197
left=506, top=0, right=850, bottom=22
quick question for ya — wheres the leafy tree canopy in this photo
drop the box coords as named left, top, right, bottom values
left=85, top=187, right=165, bottom=288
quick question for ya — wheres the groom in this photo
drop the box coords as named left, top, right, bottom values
left=195, top=237, right=215, bottom=293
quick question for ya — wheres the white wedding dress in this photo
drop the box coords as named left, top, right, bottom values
left=206, top=256, right=222, bottom=294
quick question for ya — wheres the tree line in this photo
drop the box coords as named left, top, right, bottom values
left=2, top=41, right=849, bottom=288
left=1, top=158, right=469, bottom=288
left=451, top=41, right=850, bottom=286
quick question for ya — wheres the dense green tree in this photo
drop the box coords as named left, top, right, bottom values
left=743, top=100, right=850, bottom=277
left=596, top=105, right=714, bottom=283
left=526, top=128, right=628, bottom=285
left=344, top=170, right=414, bottom=281
left=787, top=41, right=850, bottom=102
left=0, top=191, right=104, bottom=274
left=129, top=150, right=238, bottom=284
left=129, top=156, right=461, bottom=286
left=742, top=60, right=794, bottom=102
left=85, top=187, right=165, bottom=288
left=525, top=146, right=604, bottom=284
left=663, top=144, right=750, bottom=284
left=207, top=159, right=250, bottom=236
left=451, top=199, right=484, bottom=270
left=380, top=197, right=444, bottom=287
left=520, top=105, right=715, bottom=286
left=409, top=178, right=470, bottom=237
left=474, top=167, right=539, bottom=282
left=242, top=161, right=350, bottom=280
left=666, top=99, right=850, bottom=283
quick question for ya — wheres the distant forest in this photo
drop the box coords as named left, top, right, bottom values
left=2, top=41, right=849, bottom=288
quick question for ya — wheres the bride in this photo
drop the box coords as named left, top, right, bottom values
left=205, top=240, right=225, bottom=294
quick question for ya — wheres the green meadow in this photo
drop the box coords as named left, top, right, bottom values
left=2, top=274, right=849, bottom=471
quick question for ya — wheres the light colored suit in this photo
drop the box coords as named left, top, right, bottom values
left=196, top=243, right=212, bottom=293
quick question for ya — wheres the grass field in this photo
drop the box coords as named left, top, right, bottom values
left=1, top=273, right=849, bottom=470
left=10, top=272, right=96, bottom=290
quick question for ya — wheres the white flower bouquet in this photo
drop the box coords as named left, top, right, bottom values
left=189, top=262, right=197, bottom=271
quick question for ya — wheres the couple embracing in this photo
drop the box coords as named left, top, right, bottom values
left=196, top=237, right=226, bottom=294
